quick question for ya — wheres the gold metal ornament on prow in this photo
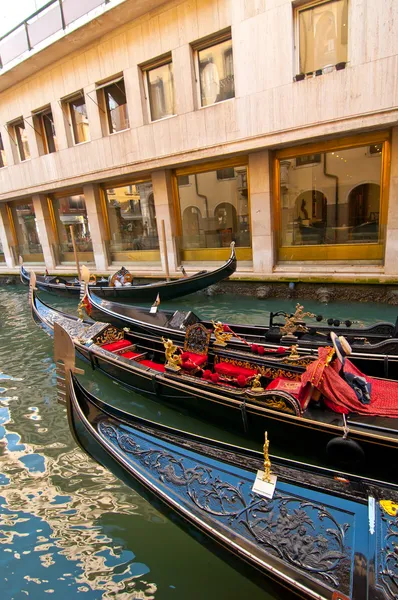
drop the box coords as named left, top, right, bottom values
left=211, top=320, right=233, bottom=347
left=288, top=344, right=300, bottom=360
left=162, top=337, right=182, bottom=371
left=251, top=373, right=264, bottom=393
left=280, top=303, right=316, bottom=336
left=263, top=432, right=272, bottom=483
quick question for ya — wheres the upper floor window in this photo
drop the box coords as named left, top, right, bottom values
left=68, top=94, right=90, bottom=145
left=34, top=107, right=58, bottom=154
left=100, top=77, right=129, bottom=134
left=142, top=56, right=176, bottom=122
left=13, top=119, right=30, bottom=162
left=0, top=134, right=7, bottom=168
left=297, top=0, right=348, bottom=74
left=194, top=31, right=235, bottom=107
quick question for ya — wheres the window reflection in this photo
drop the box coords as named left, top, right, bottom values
left=177, top=167, right=250, bottom=249
left=69, top=96, right=90, bottom=145
left=14, top=120, right=31, bottom=162
left=10, top=200, right=43, bottom=262
left=147, top=62, right=175, bottom=121
left=279, top=144, right=383, bottom=248
left=0, top=133, right=7, bottom=168
left=104, top=80, right=129, bottom=133
left=52, top=194, right=93, bottom=262
left=105, top=183, right=159, bottom=261
left=198, top=38, right=235, bottom=107
left=0, top=240, right=4, bottom=262
left=298, top=0, right=348, bottom=73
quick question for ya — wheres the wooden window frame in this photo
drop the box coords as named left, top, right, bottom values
left=294, top=0, right=349, bottom=76
left=191, top=28, right=235, bottom=109
left=141, top=53, right=176, bottom=123
left=173, top=157, right=252, bottom=261
left=67, top=93, right=90, bottom=146
left=273, top=131, right=391, bottom=262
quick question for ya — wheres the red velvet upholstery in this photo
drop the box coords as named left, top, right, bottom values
left=102, top=339, right=132, bottom=352
left=214, top=362, right=257, bottom=379
left=266, top=378, right=310, bottom=409
left=139, top=360, right=165, bottom=372
left=181, top=351, right=208, bottom=371
left=121, top=351, right=142, bottom=359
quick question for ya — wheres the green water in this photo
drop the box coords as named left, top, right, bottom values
left=0, top=286, right=397, bottom=599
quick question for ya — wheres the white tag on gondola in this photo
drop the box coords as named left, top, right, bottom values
left=150, top=294, right=160, bottom=313
left=150, top=305, right=158, bottom=314
left=252, top=471, right=277, bottom=499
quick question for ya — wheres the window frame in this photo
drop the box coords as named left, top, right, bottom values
left=100, top=77, right=129, bottom=135
left=12, top=119, right=30, bottom=162
left=192, top=29, right=235, bottom=109
left=141, top=54, right=176, bottom=123
left=0, top=133, right=7, bottom=168
left=36, top=107, right=58, bottom=154
left=67, top=93, right=90, bottom=146
left=273, top=131, right=391, bottom=262
left=294, top=0, right=349, bottom=77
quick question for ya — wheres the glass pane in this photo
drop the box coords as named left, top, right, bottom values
left=105, top=183, right=159, bottom=257
left=0, top=134, right=7, bottom=168
left=104, top=80, right=129, bottom=133
left=70, top=97, right=90, bottom=144
left=52, top=195, right=93, bottom=258
left=42, top=111, right=58, bottom=153
left=15, top=122, right=30, bottom=161
left=199, top=38, right=235, bottom=107
left=178, top=167, right=250, bottom=249
left=147, top=62, right=175, bottom=121
left=299, top=0, right=348, bottom=73
left=279, top=144, right=383, bottom=248
left=0, top=240, right=4, bottom=262
left=10, top=200, right=43, bottom=261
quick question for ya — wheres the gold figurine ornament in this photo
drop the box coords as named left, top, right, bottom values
left=288, top=344, right=300, bottom=360
left=251, top=373, right=264, bottom=393
left=280, top=303, right=316, bottom=336
left=211, top=320, right=233, bottom=347
left=263, top=432, right=272, bottom=483
left=162, top=337, right=182, bottom=371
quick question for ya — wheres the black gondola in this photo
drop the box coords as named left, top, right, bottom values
left=83, top=282, right=398, bottom=379
left=30, top=276, right=398, bottom=480
left=20, top=243, right=236, bottom=301
left=55, top=320, right=398, bottom=600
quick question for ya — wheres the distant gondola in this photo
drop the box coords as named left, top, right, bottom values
left=55, top=320, right=398, bottom=600
left=30, top=276, right=398, bottom=480
left=20, top=243, right=236, bottom=301
left=82, top=281, right=398, bottom=379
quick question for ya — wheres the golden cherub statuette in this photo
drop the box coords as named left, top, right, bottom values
left=162, top=337, right=182, bottom=371
left=251, top=373, right=264, bottom=393
left=288, top=344, right=300, bottom=360
left=211, top=320, right=233, bottom=347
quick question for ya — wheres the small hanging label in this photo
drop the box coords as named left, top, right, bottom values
left=150, top=306, right=158, bottom=314
left=252, top=471, right=277, bottom=499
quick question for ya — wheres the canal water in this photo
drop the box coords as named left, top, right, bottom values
left=1, top=285, right=397, bottom=599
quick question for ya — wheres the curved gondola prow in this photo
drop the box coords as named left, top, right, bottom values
left=80, top=265, right=91, bottom=300
left=28, top=270, right=37, bottom=312
left=54, top=322, right=84, bottom=405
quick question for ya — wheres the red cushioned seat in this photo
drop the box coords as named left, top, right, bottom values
left=102, top=339, right=132, bottom=352
left=214, top=362, right=257, bottom=379
left=121, top=351, right=142, bottom=359
left=265, top=377, right=313, bottom=411
left=140, top=359, right=165, bottom=372
left=181, top=351, right=207, bottom=371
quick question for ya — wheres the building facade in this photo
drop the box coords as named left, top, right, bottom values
left=0, top=0, right=397, bottom=281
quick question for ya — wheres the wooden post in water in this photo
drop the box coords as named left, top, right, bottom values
left=69, top=225, right=81, bottom=281
left=161, top=219, right=170, bottom=281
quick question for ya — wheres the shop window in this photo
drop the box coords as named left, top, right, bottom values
left=103, top=182, right=159, bottom=262
left=67, top=94, right=90, bottom=145
left=216, top=168, right=235, bottom=180
left=142, top=57, right=175, bottom=122
left=99, top=77, right=129, bottom=134
left=194, top=32, right=235, bottom=107
left=12, top=119, right=30, bottom=162
left=0, top=133, right=7, bottom=168
left=297, top=0, right=348, bottom=75
left=178, top=175, right=190, bottom=186
left=276, top=135, right=389, bottom=261
left=176, top=163, right=250, bottom=257
left=51, top=194, right=94, bottom=263
left=9, top=200, right=43, bottom=262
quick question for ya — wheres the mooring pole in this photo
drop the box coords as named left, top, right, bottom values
left=69, top=225, right=81, bottom=281
left=161, top=219, right=170, bottom=281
